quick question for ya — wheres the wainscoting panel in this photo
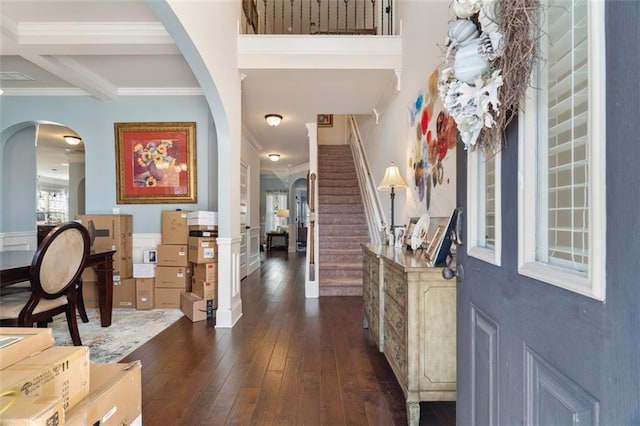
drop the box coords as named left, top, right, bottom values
left=470, top=304, right=499, bottom=426
left=1, top=231, right=37, bottom=251
left=525, top=347, right=599, bottom=426
left=248, top=228, right=261, bottom=275
left=132, top=233, right=162, bottom=263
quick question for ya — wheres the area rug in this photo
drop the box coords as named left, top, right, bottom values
left=50, top=308, right=184, bottom=363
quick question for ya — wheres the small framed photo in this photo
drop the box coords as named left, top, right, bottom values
left=426, top=226, right=443, bottom=262
left=394, top=226, right=405, bottom=248
left=317, top=114, right=333, bottom=127
left=404, top=217, right=419, bottom=249
left=143, top=249, right=157, bottom=264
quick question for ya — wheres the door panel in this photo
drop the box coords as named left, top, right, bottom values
left=470, top=304, right=498, bottom=426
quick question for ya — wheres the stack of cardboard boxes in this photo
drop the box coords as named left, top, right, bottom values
left=75, top=214, right=135, bottom=309
left=182, top=211, right=218, bottom=322
left=74, top=210, right=218, bottom=320
left=0, top=328, right=142, bottom=425
left=154, top=210, right=192, bottom=309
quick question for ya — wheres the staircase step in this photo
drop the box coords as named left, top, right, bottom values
left=319, top=251, right=363, bottom=263
left=320, top=214, right=367, bottom=225
left=318, top=280, right=363, bottom=297
left=319, top=224, right=368, bottom=236
left=319, top=204, right=364, bottom=214
left=319, top=178, right=359, bottom=187
left=319, top=195, right=364, bottom=206
left=319, top=237, right=369, bottom=250
left=319, top=170, right=357, bottom=178
left=318, top=186, right=361, bottom=196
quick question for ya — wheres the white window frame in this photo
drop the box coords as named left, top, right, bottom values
left=518, top=0, right=606, bottom=300
left=467, top=149, right=502, bottom=266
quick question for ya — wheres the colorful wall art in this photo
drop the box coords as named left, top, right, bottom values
left=407, top=68, right=457, bottom=218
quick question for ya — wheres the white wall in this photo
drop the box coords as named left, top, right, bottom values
left=357, top=0, right=453, bottom=228
left=318, top=114, right=347, bottom=145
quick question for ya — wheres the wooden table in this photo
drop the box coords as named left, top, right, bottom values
left=0, top=249, right=116, bottom=327
left=267, top=231, right=288, bottom=251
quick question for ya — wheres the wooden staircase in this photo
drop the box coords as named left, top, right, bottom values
left=317, top=144, right=369, bottom=296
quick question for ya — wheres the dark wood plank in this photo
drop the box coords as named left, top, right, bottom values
left=121, top=251, right=456, bottom=425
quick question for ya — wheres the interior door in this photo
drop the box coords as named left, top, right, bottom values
left=240, top=161, right=248, bottom=279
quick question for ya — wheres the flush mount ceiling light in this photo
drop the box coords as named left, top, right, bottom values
left=268, top=153, right=281, bottom=161
left=265, top=114, right=283, bottom=127
left=63, top=135, right=82, bottom=145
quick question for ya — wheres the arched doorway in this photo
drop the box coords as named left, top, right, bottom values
left=1, top=121, right=85, bottom=249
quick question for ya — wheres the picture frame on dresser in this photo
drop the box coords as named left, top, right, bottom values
left=425, top=226, right=443, bottom=262
left=430, top=208, right=459, bottom=266
left=404, top=217, right=419, bottom=249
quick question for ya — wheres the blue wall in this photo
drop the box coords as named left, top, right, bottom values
left=0, top=95, right=215, bottom=233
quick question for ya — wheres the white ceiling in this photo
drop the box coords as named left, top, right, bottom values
left=0, top=0, right=393, bottom=180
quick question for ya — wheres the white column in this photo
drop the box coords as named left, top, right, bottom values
left=215, top=236, right=243, bottom=328
left=305, top=122, right=319, bottom=298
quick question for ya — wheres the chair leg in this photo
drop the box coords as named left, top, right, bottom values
left=65, top=304, right=83, bottom=346
left=76, top=279, right=89, bottom=323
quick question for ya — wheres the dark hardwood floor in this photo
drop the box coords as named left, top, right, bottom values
left=122, top=251, right=456, bottom=425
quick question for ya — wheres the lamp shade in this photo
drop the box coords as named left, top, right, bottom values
left=276, top=209, right=290, bottom=218
left=268, top=153, right=280, bottom=161
left=265, top=114, right=283, bottom=127
left=378, top=162, right=407, bottom=190
left=63, top=135, right=82, bottom=145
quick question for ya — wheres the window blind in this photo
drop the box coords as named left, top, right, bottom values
left=538, top=0, right=589, bottom=272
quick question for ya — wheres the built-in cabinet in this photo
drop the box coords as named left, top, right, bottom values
left=362, top=243, right=456, bottom=426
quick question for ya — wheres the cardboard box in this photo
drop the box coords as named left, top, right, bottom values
left=155, top=266, right=192, bottom=289
left=180, top=292, right=207, bottom=322
left=0, top=346, right=90, bottom=410
left=0, top=328, right=55, bottom=370
left=135, top=278, right=154, bottom=310
left=191, top=277, right=217, bottom=300
left=194, top=262, right=217, bottom=282
left=80, top=280, right=98, bottom=308
left=133, top=263, right=156, bottom=278
left=186, top=211, right=218, bottom=226
left=154, top=288, right=183, bottom=309
left=114, top=277, right=136, bottom=309
left=189, top=224, right=218, bottom=231
left=188, top=237, right=217, bottom=264
left=161, top=210, right=190, bottom=245
left=76, top=214, right=133, bottom=278
left=0, top=395, right=63, bottom=426
left=156, top=244, right=188, bottom=267
left=65, top=362, right=142, bottom=426
left=189, top=229, right=218, bottom=237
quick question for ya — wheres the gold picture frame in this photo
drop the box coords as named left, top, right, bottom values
left=115, top=121, right=197, bottom=204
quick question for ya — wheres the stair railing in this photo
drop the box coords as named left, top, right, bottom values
left=347, top=115, right=384, bottom=245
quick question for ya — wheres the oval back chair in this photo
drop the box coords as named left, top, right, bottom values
left=0, top=221, right=90, bottom=345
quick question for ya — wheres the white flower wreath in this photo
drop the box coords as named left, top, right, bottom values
left=439, top=0, right=505, bottom=150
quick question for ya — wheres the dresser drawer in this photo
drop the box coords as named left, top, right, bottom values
left=384, top=295, right=406, bottom=344
left=383, top=262, right=406, bottom=309
left=384, top=326, right=407, bottom=387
